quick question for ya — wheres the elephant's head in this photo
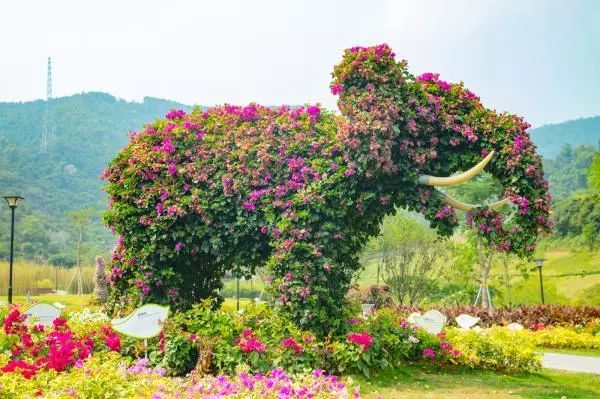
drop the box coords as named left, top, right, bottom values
left=331, top=44, right=552, bottom=256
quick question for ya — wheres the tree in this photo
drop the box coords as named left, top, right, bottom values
left=67, top=208, right=95, bottom=296
left=445, top=174, right=506, bottom=308
left=589, top=152, right=600, bottom=191
left=582, top=223, right=598, bottom=252
left=544, top=144, right=597, bottom=199
left=553, top=192, right=600, bottom=237
left=375, top=214, right=448, bottom=306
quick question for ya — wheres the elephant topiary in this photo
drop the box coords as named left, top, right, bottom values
left=103, top=44, right=551, bottom=333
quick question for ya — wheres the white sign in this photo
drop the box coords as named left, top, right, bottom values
left=361, top=303, right=375, bottom=318
left=415, top=310, right=447, bottom=334
left=407, top=312, right=422, bottom=324
left=24, top=303, right=63, bottom=326
left=111, top=304, right=169, bottom=339
left=455, top=314, right=480, bottom=330
left=507, top=322, right=524, bottom=331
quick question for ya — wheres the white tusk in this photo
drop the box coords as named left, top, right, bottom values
left=437, top=190, right=511, bottom=212
left=418, top=150, right=495, bottom=186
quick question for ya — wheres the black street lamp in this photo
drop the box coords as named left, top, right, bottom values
left=4, top=196, right=24, bottom=304
left=534, top=258, right=546, bottom=305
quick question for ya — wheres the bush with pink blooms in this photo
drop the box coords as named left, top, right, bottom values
left=103, top=44, right=551, bottom=333
left=152, top=302, right=460, bottom=378
left=0, top=305, right=121, bottom=380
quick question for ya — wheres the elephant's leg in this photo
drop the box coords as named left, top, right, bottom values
left=266, top=227, right=359, bottom=335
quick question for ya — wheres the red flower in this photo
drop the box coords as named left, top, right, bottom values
left=347, top=332, right=374, bottom=351
left=281, top=337, right=303, bottom=354
left=236, top=329, right=266, bottom=353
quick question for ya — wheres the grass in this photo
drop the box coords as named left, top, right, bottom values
left=0, top=261, right=95, bottom=295
left=0, top=294, right=98, bottom=313
left=501, top=248, right=600, bottom=306
left=354, top=364, right=600, bottom=398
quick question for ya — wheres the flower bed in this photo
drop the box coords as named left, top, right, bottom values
left=0, top=305, right=121, bottom=380
left=0, top=353, right=359, bottom=399
left=0, top=302, right=554, bottom=399
left=158, top=303, right=461, bottom=377
left=393, top=304, right=600, bottom=329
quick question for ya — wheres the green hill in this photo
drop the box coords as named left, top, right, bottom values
left=530, top=116, right=600, bottom=159
left=0, top=92, right=193, bottom=262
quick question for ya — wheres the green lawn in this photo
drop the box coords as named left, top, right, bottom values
left=354, top=364, right=600, bottom=398
left=0, top=294, right=97, bottom=313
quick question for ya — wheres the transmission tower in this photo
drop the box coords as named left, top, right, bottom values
left=40, top=57, right=52, bottom=153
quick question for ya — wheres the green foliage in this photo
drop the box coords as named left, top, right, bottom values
left=543, top=143, right=597, bottom=199
left=553, top=192, right=600, bottom=237
left=152, top=304, right=465, bottom=377
left=446, top=327, right=541, bottom=372
left=49, top=253, right=76, bottom=267
left=532, top=326, right=600, bottom=349
left=362, top=212, right=449, bottom=306
left=0, top=352, right=167, bottom=399
left=157, top=333, right=198, bottom=376
left=589, top=152, right=600, bottom=191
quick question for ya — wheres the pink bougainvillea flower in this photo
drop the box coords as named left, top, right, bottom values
left=347, top=332, right=374, bottom=351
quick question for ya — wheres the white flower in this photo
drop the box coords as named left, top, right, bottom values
left=408, top=335, right=419, bottom=344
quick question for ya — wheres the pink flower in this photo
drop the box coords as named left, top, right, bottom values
left=347, top=332, right=373, bottom=351
left=422, top=348, right=436, bottom=358
left=165, top=109, right=186, bottom=120
left=306, top=105, right=321, bottom=122
left=175, top=242, right=184, bottom=251
left=331, top=84, right=344, bottom=95
left=167, top=163, right=177, bottom=176
left=236, top=329, right=266, bottom=353
left=281, top=337, right=303, bottom=354
left=283, top=239, right=295, bottom=252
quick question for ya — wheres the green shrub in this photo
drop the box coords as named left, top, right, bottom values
left=531, top=326, right=600, bottom=349
left=446, top=327, right=541, bottom=372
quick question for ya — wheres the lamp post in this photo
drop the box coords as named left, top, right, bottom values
left=534, top=258, right=546, bottom=305
left=236, top=278, right=240, bottom=311
left=4, top=196, right=24, bottom=304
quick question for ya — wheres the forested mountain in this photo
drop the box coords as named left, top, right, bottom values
left=544, top=144, right=597, bottom=199
left=0, top=92, right=192, bottom=263
left=530, top=116, right=600, bottom=159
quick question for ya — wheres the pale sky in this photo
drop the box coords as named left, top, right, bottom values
left=1, top=0, right=598, bottom=126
